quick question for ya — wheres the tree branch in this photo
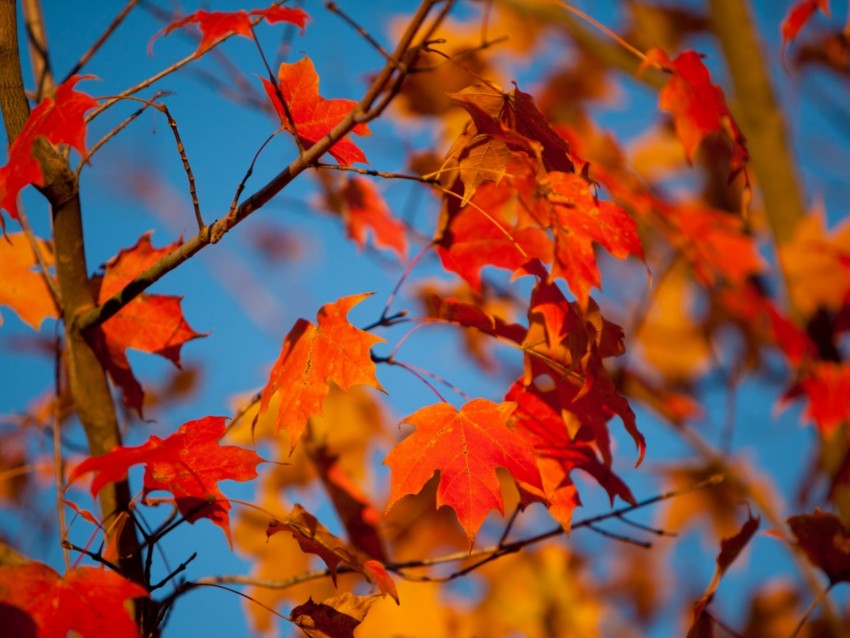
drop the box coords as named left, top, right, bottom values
left=76, top=0, right=446, bottom=333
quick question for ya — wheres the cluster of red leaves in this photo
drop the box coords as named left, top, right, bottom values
left=0, top=75, right=97, bottom=229
left=90, top=233, right=205, bottom=415
left=0, top=563, right=147, bottom=638
left=70, top=416, right=263, bottom=545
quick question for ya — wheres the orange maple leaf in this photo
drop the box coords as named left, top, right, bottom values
left=383, top=399, right=543, bottom=543
left=0, top=563, right=147, bottom=638
left=0, top=75, right=97, bottom=227
left=258, top=293, right=385, bottom=452
left=262, top=56, right=371, bottom=165
left=153, top=4, right=309, bottom=57
left=91, top=232, right=204, bottom=415
left=70, top=416, right=263, bottom=546
left=0, top=232, right=58, bottom=330
left=648, top=48, right=749, bottom=179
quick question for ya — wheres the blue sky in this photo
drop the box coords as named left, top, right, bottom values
left=1, top=1, right=847, bottom=636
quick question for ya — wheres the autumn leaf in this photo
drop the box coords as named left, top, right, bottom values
left=263, top=56, right=370, bottom=165
left=0, top=563, right=147, bottom=638
left=435, top=176, right=552, bottom=292
left=688, top=511, right=760, bottom=636
left=338, top=177, right=407, bottom=260
left=781, top=0, right=830, bottom=46
left=648, top=48, right=749, bottom=179
left=311, top=449, right=387, bottom=561
left=290, top=593, right=380, bottom=638
left=69, top=415, right=263, bottom=546
left=384, top=399, right=543, bottom=543
left=0, top=232, right=57, bottom=330
left=532, top=170, right=645, bottom=308
left=91, top=232, right=204, bottom=414
left=258, top=293, right=385, bottom=453
left=152, top=4, right=309, bottom=57
left=507, top=380, right=636, bottom=531
left=782, top=362, right=850, bottom=436
left=788, top=509, right=850, bottom=584
left=267, top=503, right=398, bottom=602
left=0, top=75, right=97, bottom=227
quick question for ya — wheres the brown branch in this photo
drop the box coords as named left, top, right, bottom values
left=21, top=0, right=54, bottom=100
left=707, top=0, right=805, bottom=246
left=196, top=474, right=724, bottom=591
left=77, top=0, right=447, bottom=333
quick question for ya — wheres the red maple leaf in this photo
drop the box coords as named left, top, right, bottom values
left=781, top=0, right=830, bottom=45
left=648, top=48, right=749, bottom=179
left=0, top=75, right=97, bottom=227
left=339, top=177, right=407, bottom=260
left=383, top=399, right=543, bottom=543
left=153, top=4, right=309, bottom=57
left=69, top=416, right=263, bottom=545
left=91, top=232, right=205, bottom=415
left=258, top=293, right=385, bottom=452
left=507, top=380, right=636, bottom=531
left=435, top=178, right=551, bottom=292
left=782, top=362, right=850, bottom=436
left=262, top=56, right=371, bottom=165
left=0, top=563, right=147, bottom=638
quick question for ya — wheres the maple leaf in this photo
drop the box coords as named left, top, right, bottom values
left=435, top=177, right=552, bottom=292
left=782, top=362, right=850, bottom=436
left=787, top=509, right=850, bottom=584
left=153, top=4, right=309, bottom=57
left=507, top=380, right=635, bottom=531
left=0, top=563, right=147, bottom=638
left=648, top=48, right=749, bottom=179
left=0, top=232, right=58, bottom=330
left=69, top=416, right=263, bottom=546
left=689, top=510, right=760, bottom=634
left=0, top=75, right=97, bottom=227
left=383, top=399, right=543, bottom=543
left=781, top=0, right=830, bottom=46
left=311, top=448, right=388, bottom=561
left=339, top=177, right=407, bottom=260
left=290, top=593, right=380, bottom=638
left=263, top=56, right=370, bottom=165
left=258, top=293, right=385, bottom=453
left=267, top=503, right=398, bottom=602
left=91, top=232, right=204, bottom=414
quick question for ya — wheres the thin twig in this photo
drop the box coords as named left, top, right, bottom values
left=63, top=0, right=140, bottom=81
left=76, top=90, right=168, bottom=178
left=585, top=523, right=652, bottom=548
left=251, top=23, right=304, bottom=155
left=14, top=205, right=61, bottom=308
left=325, top=1, right=394, bottom=63
left=52, top=330, right=70, bottom=570
left=373, top=354, right=449, bottom=403
left=791, top=582, right=835, bottom=638
left=314, top=162, right=439, bottom=184
left=150, top=552, right=197, bottom=591
left=228, top=131, right=280, bottom=215
left=158, top=102, right=203, bottom=230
